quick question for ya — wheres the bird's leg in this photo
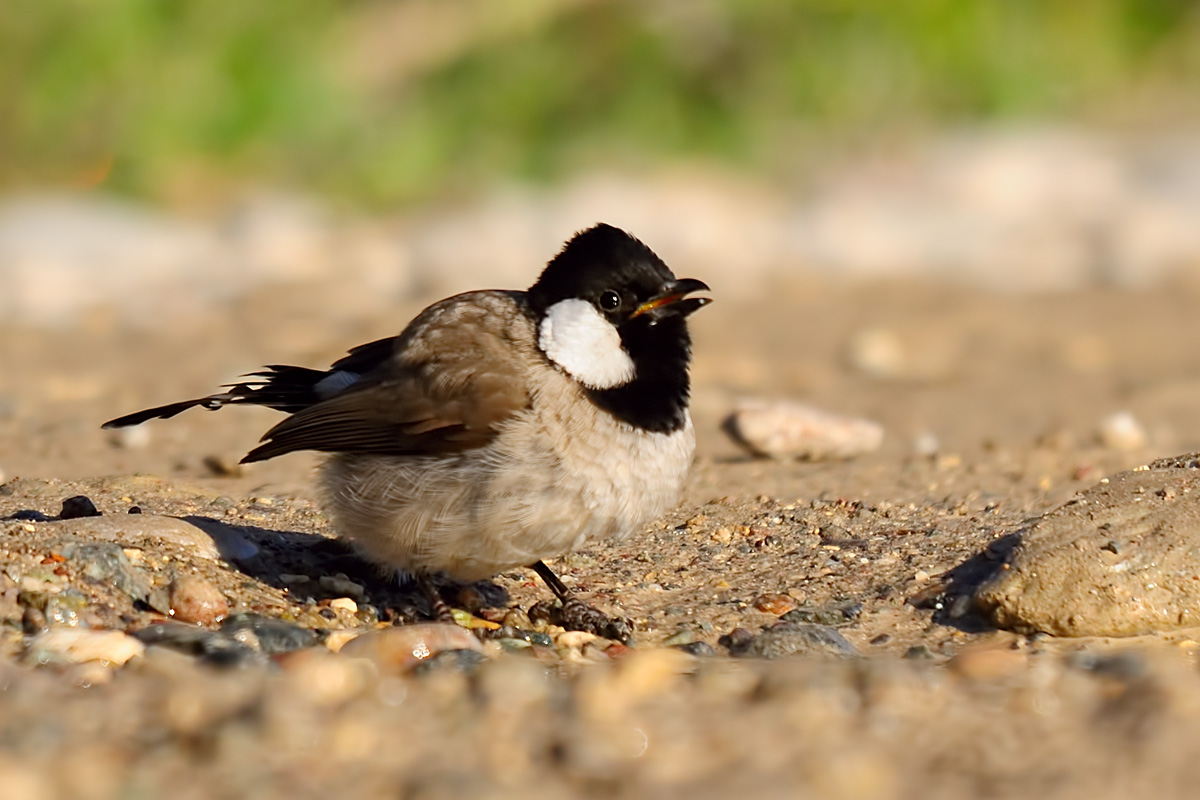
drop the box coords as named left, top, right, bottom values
left=529, top=560, right=632, bottom=643
left=531, top=560, right=574, bottom=601
left=416, top=574, right=455, bottom=624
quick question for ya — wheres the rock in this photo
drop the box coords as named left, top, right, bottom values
left=1066, top=650, right=1147, bottom=680
left=19, top=587, right=87, bottom=629
left=58, top=496, right=100, bottom=520
left=845, top=327, right=906, bottom=378
left=43, top=514, right=258, bottom=562
left=675, top=641, right=717, bottom=657
left=220, top=613, right=324, bottom=654
left=976, top=458, right=1200, bottom=636
left=58, top=542, right=150, bottom=603
left=411, top=649, right=489, bottom=676
left=277, top=647, right=375, bottom=706
left=947, top=644, right=1027, bottom=681
left=556, top=631, right=599, bottom=649
left=337, top=624, right=483, bottom=673
left=661, top=630, right=695, bottom=647
left=722, top=399, right=883, bottom=460
left=598, top=648, right=697, bottom=703
left=753, top=593, right=798, bottom=615
left=490, top=627, right=554, bottom=647
left=168, top=574, right=229, bottom=625
left=781, top=599, right=863, bottom=627
left=318, top=574, right=366, bottom=601
left=132, top=623, right=265, bottom=668
left=913, top=432, right=941, bottom=457
left=106, top=424, right=151, bottom=450
left=904, top=645, right=936, bottom=660
left=724, top=622, right=860, bottom=659
left=328, top=597, right=358, bottom=614
left=25, top=628, right=145, bottom=666
left=1097, top=411, right=1148, bottom=451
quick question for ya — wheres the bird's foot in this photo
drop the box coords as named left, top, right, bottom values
left=416, top=574, right=455, bottom=624
left=529, top=597, right=632, bottom=643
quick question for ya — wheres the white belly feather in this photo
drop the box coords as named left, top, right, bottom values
left=319, top=373, right=695, bottom=582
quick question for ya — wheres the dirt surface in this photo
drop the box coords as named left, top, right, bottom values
left=5, top=275, right=1200, bottom=798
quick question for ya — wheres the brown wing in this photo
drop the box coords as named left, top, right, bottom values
left=241, top=292, right=535, bottom=463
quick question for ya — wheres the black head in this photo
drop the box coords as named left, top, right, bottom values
left=528, top=224, right=711, bottom=433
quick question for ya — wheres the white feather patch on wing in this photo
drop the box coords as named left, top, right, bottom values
left=538, top=299, right=635, bottom=390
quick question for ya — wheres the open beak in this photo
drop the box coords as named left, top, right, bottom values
left=630, top=278, right=712, bottom=321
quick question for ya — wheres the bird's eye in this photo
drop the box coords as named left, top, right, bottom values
left=598, top=290, right=621, bottom=311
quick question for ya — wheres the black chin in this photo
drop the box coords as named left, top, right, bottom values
left=587, top=316, right=692, bottom=433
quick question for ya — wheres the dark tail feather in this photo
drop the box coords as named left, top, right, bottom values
left=101, top=394, right=238, bottom=429
left=101, top=365, right=331, bottom=429
left=234, top=365, right=327, bottom=413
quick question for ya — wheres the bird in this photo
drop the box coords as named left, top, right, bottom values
left=103, top=223, right=711, bottom=639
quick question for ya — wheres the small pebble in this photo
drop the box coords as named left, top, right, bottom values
left=277, top=648, right=373, bottom=706
left=26, top=628, right=145, bottom=667
left=502, top=608, right=532, bottom=630
left=59, top=496, right=101, bottom=520
left=1065, top=650, right=1146, bottom=680
left=845, top=327, right=906, bottom=378
left=201, top=454, right=245, bottom=478
left=411, top=649, right=489, bottom=676
left=23, top=588, right=87, bottom=629
left=59, top=542, right=150, bottom=603
left=557, top=631, right=598, bottom=649
left=781, top=599, right=862, bottom=626
left=675, top=641, right=717, bottom=657
left=904, top=645, right=936, bottom=660
left=449, top=608, right=500, bottom=630
left=722, top=399, right=883, bottom=460
left=133, top=623, right=265, bottom=668
left=328, top=597, right=358, bottom=614
left=337, top=624, right=483, bottom=673
left=323, top=630, right=360, bottom=653
left=661, top=629, right=695, bottom=647
left=1097, top=411, right=1147, bottom=451
left=318, top=574, right=366, bottom=602
left=753, top=593, right=798, bottom=615
left=725, top=622, right=860, bottom=659
left=717, top=628, right=755, bottom=653
left=107, top=424, right=151, bottom=450
left=913, top=432, right=940, bottom=457
left=948, top=644, right=1027, bottom=681
left=168, top=573, right=229, bottom=625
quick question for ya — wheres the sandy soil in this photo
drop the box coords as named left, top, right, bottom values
left=5, top=275, right=1200, bottom=798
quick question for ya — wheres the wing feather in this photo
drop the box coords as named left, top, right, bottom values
left=242, top=292, right=535, bottom=463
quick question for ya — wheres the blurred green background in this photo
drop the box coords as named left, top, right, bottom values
left=4, top=0, right=1199, bottom=208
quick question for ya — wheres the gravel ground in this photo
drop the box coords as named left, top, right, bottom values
left=5, top=274, right=1200, bottom=798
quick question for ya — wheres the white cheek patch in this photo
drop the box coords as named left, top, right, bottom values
left=538, top=298, right=635, bottom=390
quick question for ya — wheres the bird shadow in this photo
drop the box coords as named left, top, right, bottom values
left=910, top=530, right=1025, bottom=634
left=181, top=515, right=510, bottom=619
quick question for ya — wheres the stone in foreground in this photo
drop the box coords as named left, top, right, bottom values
left=976, top=454, right=1200, bottom=637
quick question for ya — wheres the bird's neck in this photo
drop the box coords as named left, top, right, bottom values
left=587, top=325, right=691, bottom=434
